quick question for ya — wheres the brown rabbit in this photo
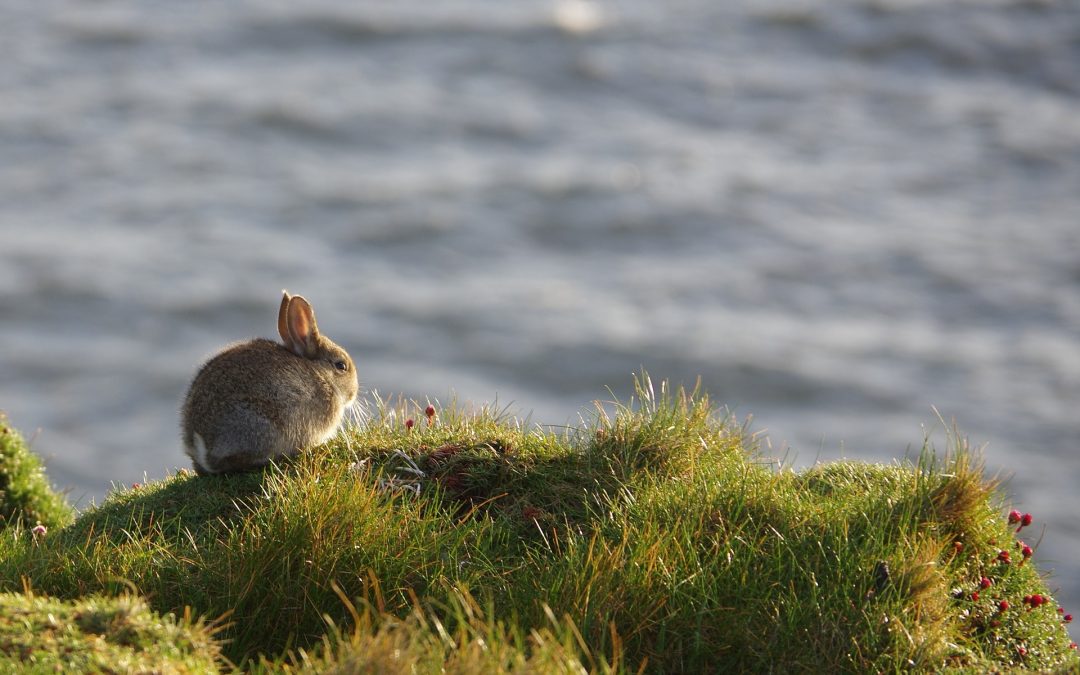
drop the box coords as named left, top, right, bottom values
left=181, top=291, right=358, bottom=475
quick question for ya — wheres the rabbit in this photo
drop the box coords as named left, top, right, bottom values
left=181, top=290, right=359, bottom=475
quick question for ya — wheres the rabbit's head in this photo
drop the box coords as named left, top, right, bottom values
left=278, top=290, right=359, bottom=408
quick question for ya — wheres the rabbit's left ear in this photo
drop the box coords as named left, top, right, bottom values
left=286, top=295, right=320, bottom=358
left=278, top=290, right=294, bottom=352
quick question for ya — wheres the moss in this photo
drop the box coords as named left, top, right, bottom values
left=0, top=591, right=222, bottom=673
left=0, top=410, right=74, bottom=530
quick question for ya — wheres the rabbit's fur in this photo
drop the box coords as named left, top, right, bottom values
left=181, top=291, right=358, bottom=475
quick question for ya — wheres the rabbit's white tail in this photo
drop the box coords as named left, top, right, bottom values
left=191, top=433, right=211, bottom=474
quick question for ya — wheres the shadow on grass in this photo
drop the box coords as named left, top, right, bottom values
left=58, top=469, right=271, bottom=547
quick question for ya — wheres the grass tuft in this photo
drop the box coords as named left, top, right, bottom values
left=0, top=410, right=74, bottom=530
left=264, top=589, right=619, bottom=674
left=0, top=589, right=223, bottom=673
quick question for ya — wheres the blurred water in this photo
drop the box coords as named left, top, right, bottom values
left=1, top=0, right=1078, bottom=627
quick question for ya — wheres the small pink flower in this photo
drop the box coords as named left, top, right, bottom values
left=132, top=482, right=141, bottom=489
left=1008, top=509, right=1022, bottom=525
left=405, top=418, right=415, bottom=431
left=1016, top=512, right=1033, bottom=533
left=979, top=577, right=992, bottom=590
left=31, top=524, right=47, bottom=537
left=1017, top=646, right=1027, bottom=657
left=1026, top=594, right=1045, bottom=608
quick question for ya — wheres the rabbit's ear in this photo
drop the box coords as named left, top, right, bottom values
left=286, top=295, right=321, bottom=358
left=278, top=290, right=295, bottom=352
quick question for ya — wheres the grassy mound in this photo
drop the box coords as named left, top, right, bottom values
left=0, top=378, right=1076, bottom=672
left=0, top=591, right=222, bottom=673
left=0, top=411, right=74, bottom=530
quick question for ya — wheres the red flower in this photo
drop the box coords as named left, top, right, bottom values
left=972, top=592, right=980, bottom=601
left=1017, top=646, right=1027, bottom=657
left=997, top=550, right=1011, bottom=564
left=425, top=405, right=436, bottom=420
left=405, top=418, right=415, bottom=431
left=1065, top=614, right=1073, bottom=623
left=1008, top=510, right=1022, bottom=525
left=953, top=541, right=963, bottom=554
left=980, top=577, right=992, bottom=590
left=1021, top=513, right=1033, bottom=527
left=1021, top=544, right=1033, bottom=559
left=998, top=600, right=1010, bottom=612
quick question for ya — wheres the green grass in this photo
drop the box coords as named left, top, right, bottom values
left=0, top=590, right=222, bottom=673
left=0, top=410, right=74, bottom=529
left=0, top=377, right=1076, bottom=673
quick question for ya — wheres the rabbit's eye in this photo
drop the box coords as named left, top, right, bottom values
left=333, top=360, right=348, bottom=372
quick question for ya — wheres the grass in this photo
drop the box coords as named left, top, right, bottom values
left=0, top=589, right=221, bottom=673
left=0, top=376, right=1076, bottom=673
left=0, top=410, right=74, bottom=530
